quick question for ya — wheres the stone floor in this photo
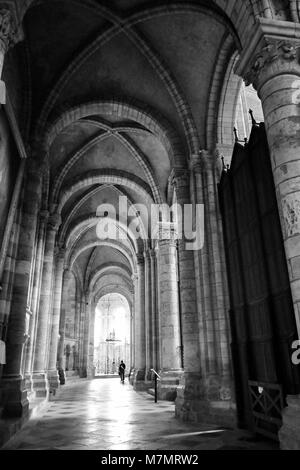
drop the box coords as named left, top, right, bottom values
left=1, top=377, right=278, bottom=451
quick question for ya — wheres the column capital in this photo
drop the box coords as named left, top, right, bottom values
left=54, top=245, right=65, bottom=259
left=190, top=150, right=215, bottom=174
left=170, top=167, right=190, bottom=187
left=0, top=8, right=23, bottom=53
left=26, top=155, right=48, bottom=179
left=190, top=153, right=203, bottom=174
left=39, top=210, right=49, bottom=223
left=136, top=253, right=144, bottom=265
left=235, top=19, right=300, bottom=91
left=154, top=221, right=177, bottom=245
left=48, top=213, right=62, bottom=232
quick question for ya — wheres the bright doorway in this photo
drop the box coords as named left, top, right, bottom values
left=94, top=293, right=131, bottom=376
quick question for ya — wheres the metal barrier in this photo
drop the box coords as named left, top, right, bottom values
left=248, top=380, right=284, bottom=441
left=150, top=369, right=161, bottom=403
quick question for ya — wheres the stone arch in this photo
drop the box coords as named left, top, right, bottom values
left=64, top=215, right=141, bottom=256
left=94, top=287, right=133, bottom=310
left=57, top=169, right=154, bottom=215
left=68, top=239, right=136, bottom=273
left=58, top=184, right=147, bottom=249
left=43, top=100, right=185, bottom=168
left=88, top=263, right=132, bottom=293
left=51, top=125, right=163, bottom=205
left=91, top=272, right=133, bottom=297
left=32, top=2, right=200, bottom=155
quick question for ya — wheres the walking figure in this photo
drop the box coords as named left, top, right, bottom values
left=119, top=360, right=126, bottom=383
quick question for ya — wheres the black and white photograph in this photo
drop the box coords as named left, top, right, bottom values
left=0, top=0, right=299, bottom=458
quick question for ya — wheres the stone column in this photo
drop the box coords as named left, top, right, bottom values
left=133, top=254, right=146, bottom=389
left=236, top=20, right=300, bottom=450
left=24, top=211, right=48, bottom=395
left=129, top=273, right=137, bottom=384
left=32, top=213, right=61, bottom=397
left=47, top=248, right=65, bottom=393
left=78, top=295, right=87, bottom=378
left=0, top=9, right=23, bottom=104
left=144, top=249, right=152, bottom=381
left=0, top=162, right=42, bottom=418
left=0, top=201, right=21, bottom=380
left=82, top=295, right=91, bottom=378
left=87, top=296, right=95, bottom=379
left=191, top=152, right=235, bottom=424
left=57, top=269, right=72, bottom=383
left=171, top=169, right=203, bottom=422
left=150, top=249, right=158, bottom=370
left=74, top=282, right=81, bottom=371
left=156, top=223, right=183, bottom=400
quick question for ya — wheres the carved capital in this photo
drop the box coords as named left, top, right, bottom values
left=48, top=213, right=62, bottom=232
left=190, top=153, right=203, bottom=174
left=236, top=20, right=300, bottom=91
left=156, top=221, right=177, bottom=244
left=54, top=246, right=65, bottom=263
left=170, top=168, right=190, bottom=188
left=244, top=39, right=300, bottom=89
left=0, top=9, right=23, bottom=53
left=26, top=155, right=48, bottom=178
left=39, top=209, right=49, bottom=223
left=136, top=253, right=144, bottom=265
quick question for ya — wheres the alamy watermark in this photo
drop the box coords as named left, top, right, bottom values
left=95, top=196, right=205, bottom=251
left=292, top=340, right=300, bottom=365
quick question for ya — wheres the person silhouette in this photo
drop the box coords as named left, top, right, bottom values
left=119, top=360, right=126, bottom=383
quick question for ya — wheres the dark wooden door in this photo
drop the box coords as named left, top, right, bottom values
left=218, top=124, right=300, bottom=438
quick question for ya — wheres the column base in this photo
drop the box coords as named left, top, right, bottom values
left=145, top=368, right=153, bottom=382
left=24, top=373, right=34, bottom=397
left=0, top=375, right=29, bottom=418
left=128, top=368, right=135, bottom=385
left=279, top=395, right=300, bottom=450
left=87, top=365, right=95, bottom=379
left=175, top=372, right=237, bottom=427
left=158, top=369, right=184, bottom=401
left=32, top=372, right=49, bottom=398
left=47, top=370, right=60, bottom=396
left=58, top=368, right=66, bottom=385
left=133, top=368, right=149, bottom=391
left=79, top=367, right=87, bottom=378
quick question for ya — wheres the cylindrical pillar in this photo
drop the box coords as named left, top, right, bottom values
left=157, top=232, right=182, bottom=372
left=32, top=213, right=61, bottom=397
left=150, top=249, right=158, bottom=370
left=47, top=248, right=65, bottom=392
left=144, top=250, right=152, bottom=380
left=24, top=211, right=48, bottom=392
left=0, top=163, right=43, bottom=417
left=133, top=254, right=146, bottom=388
left=172, top=169, right=202, bottom=420
left=156, top=225, right=183, bottom=400
left=57, top=269, right=72, bottom=383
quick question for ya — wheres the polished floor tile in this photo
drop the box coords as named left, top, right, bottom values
left=1, top=378, right=277, bottom=450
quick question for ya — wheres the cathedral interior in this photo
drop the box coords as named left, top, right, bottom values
left=0, top=0, right=300, bottom=451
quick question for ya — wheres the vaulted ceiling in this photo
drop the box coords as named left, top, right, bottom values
left=19, top=0, right=241, bottom=302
